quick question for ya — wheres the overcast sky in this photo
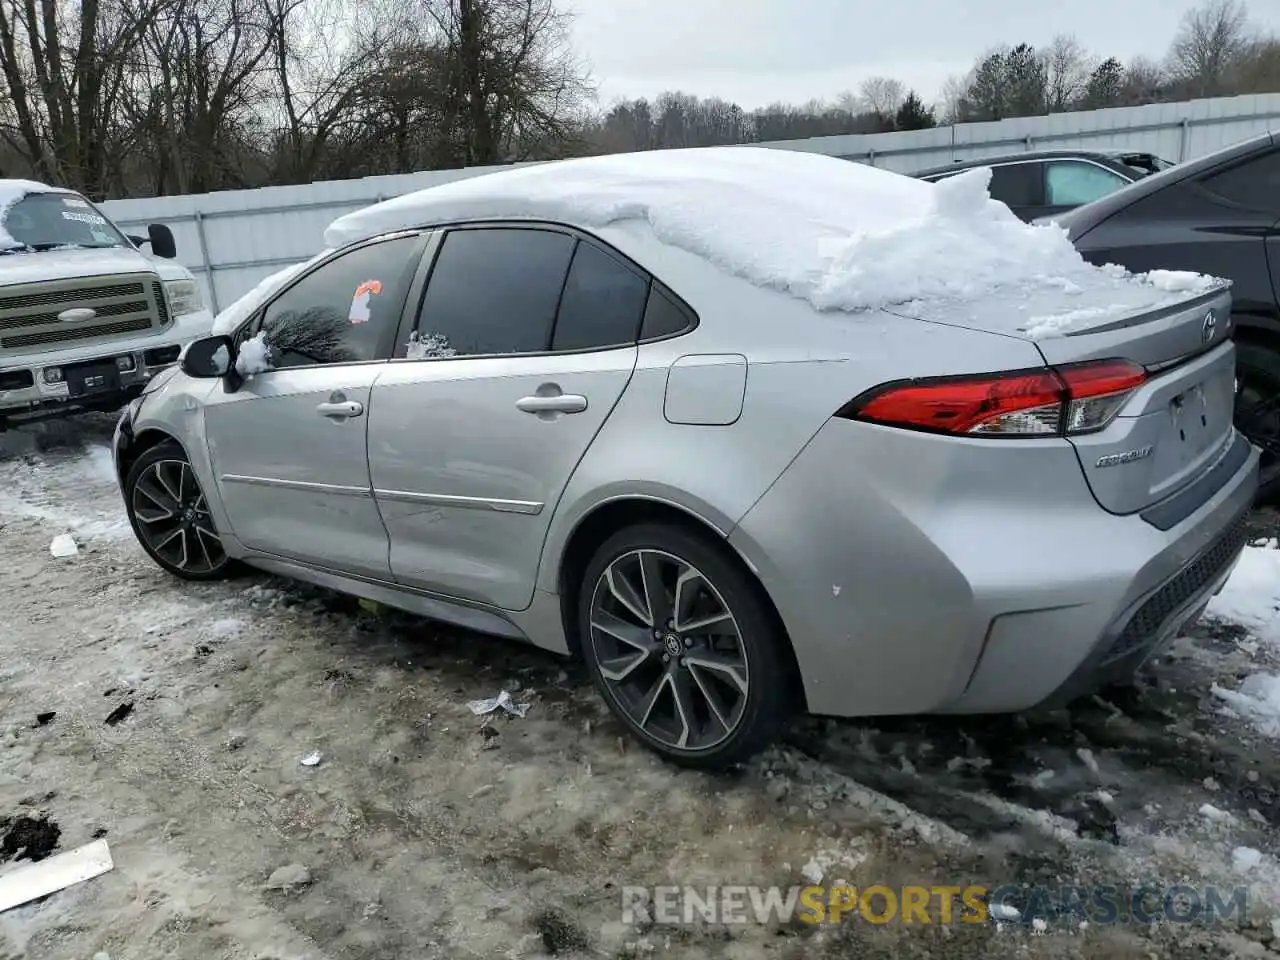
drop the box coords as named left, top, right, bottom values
left=569, top=0, right=1280, bottom=110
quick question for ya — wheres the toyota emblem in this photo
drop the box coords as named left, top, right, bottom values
left=1201, top=310, right=1217, bottom=344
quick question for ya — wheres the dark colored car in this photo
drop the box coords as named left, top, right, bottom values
left=913, top=149, right=1174, bottom=222
left=1042, top=131, right=1280, bottom=500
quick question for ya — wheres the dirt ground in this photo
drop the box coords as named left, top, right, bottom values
left=2, top=415, right=1280, bottom=960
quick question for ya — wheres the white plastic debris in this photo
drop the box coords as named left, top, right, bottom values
left=49, top=533, right=79, bottom=558
left=300, top=750, right=323, bottom=767
left=466, top=690, right=530, bottom=718
left=0, top=838, right=113, bottom=913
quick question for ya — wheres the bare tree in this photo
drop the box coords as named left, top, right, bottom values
left=1167, top=0, right=1251, bottom=96
left=857, top=76, right=905, bottom=118
left=1122, top=55, right=1166, bottom=104
left=1042, top=34, right=1093, bottom=111
left=0, top=0, right=161, bottom=195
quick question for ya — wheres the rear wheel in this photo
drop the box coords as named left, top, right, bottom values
left=1234, top=340, right=1280, bottom=502
left=578, top=523, right=792, bottom=769
left=124, top=440, right=232, bottom=580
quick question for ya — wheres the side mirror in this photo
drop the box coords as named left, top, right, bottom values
left=180, top=335, right=234, bottom=378
left=147, top=223, right=177, bottom=259
left=126, top=234, right=147, bottom=248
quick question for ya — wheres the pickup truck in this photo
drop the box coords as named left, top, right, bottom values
left=0, top=179, right=213, bottom=428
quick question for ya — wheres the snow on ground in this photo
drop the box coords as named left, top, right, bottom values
left=1206, top=544, right=1280, bottom=644
left=3, top=418, right=1280, bottom=960
left=323, top=147, right=1221, bottom=335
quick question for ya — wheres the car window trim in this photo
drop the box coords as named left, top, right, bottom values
left=389, top=218, right=699, bottom=364
left=236, top=229, right=428, bottom=373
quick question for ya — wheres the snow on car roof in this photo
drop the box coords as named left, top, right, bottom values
left=324, top=147, right=1219, bottom=335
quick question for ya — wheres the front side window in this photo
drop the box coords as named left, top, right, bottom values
left=250, top=235, right=419, bottom=369
left=1044, top=161, right=1128, bottom=207
left=2, top=192, right=128, bottom=251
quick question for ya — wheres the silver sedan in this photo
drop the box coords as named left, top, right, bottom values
left=112, top=148, right=1259, bottom=768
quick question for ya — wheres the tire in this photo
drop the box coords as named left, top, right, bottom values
left=124, top=440, right=233, bottom=581
left=1234, top=340, right=1280, bottom=503
left=577, top=522, right=793, bottom=769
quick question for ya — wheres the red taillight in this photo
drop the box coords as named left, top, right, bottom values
left=840, top=359, right=1147, bottom=438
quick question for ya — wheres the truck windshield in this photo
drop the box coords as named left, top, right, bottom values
left=0, top=192, right=128, bottom=252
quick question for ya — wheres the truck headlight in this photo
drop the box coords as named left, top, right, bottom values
left=164, top=279, right=204, bottom=317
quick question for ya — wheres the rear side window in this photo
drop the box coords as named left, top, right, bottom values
left=1198, top=149, right=1280, bottom=214
left=1044, top=161, right=1129, bottom=206
left=415, top=227, right=574, bottom=356
left=641, top=286, right=696, bottom=339
left=987, top=163, right=1041, bottom=207
left=551, top=241, right=650, bottom=351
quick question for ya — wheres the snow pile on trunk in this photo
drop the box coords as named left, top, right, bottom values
left=210, top=252, right=330, bottom=336
left=323, top=147, right=1221, bottom=335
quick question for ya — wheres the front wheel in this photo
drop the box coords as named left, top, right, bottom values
left=124, top=440, right=232, bottom=580
left=578, top=523, right=793, bottom=769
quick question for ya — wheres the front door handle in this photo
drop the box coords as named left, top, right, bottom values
left=516, top=394, right=587, bottom=415
left=317, top=400, right=364, bottom=419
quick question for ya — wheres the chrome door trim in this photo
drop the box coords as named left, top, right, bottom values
left=374, top=488, right=544, bottom=515
left=220, top=474, right=372, bottom=498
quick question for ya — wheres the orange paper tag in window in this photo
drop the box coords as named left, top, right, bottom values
left=349, top=279, right=383, bottom=324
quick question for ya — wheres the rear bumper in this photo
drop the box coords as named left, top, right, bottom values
left=728, top=418, right=1260, bottom=718
left=0, top=308, right=212, bottom=418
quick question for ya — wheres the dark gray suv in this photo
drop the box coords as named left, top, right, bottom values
left=912, top=149, right=1173, bottom=222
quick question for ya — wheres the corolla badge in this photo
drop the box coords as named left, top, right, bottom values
left=1096, top=445, right=1153, bottom=468
left=57, top=306, right=96, bottom=323
left=1201, top=309, right=1217, bottom=344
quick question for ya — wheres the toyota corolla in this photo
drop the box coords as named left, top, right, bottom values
left=112, top=147, right=1258, bottom=768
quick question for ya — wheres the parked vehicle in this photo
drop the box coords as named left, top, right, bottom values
left=1039, top=131, right=1280, bottom=500
left=112, top=148, right=1256, bottom=768
left=913, top=149, right=1173, bottom=221
left=0, top=180, right=213, bottom=428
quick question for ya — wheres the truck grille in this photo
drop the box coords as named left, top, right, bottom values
left=0, top=273, right=167, bottom=353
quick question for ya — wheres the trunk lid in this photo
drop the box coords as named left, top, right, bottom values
left=887, top=282, right=1237, bottom=515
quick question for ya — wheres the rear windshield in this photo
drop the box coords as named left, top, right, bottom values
left=0, top=192, right=128, bottom=251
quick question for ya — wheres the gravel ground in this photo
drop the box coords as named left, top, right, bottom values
left=3, top=415, right=1280, bottom=960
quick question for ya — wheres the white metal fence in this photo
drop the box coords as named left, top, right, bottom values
left=98, top=92, right=1280, bottom=314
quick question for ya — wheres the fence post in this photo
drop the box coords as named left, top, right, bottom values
left=1178, top=118, right=1191, bottom=162
left=192, top=210, right=217, bottom=314
left=867, top=149, right=876, bottom=167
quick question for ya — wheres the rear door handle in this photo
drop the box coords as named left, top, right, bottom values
left=317, top=400, right=364, bottom=419
left=516, top=394, right=587, bottom=414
